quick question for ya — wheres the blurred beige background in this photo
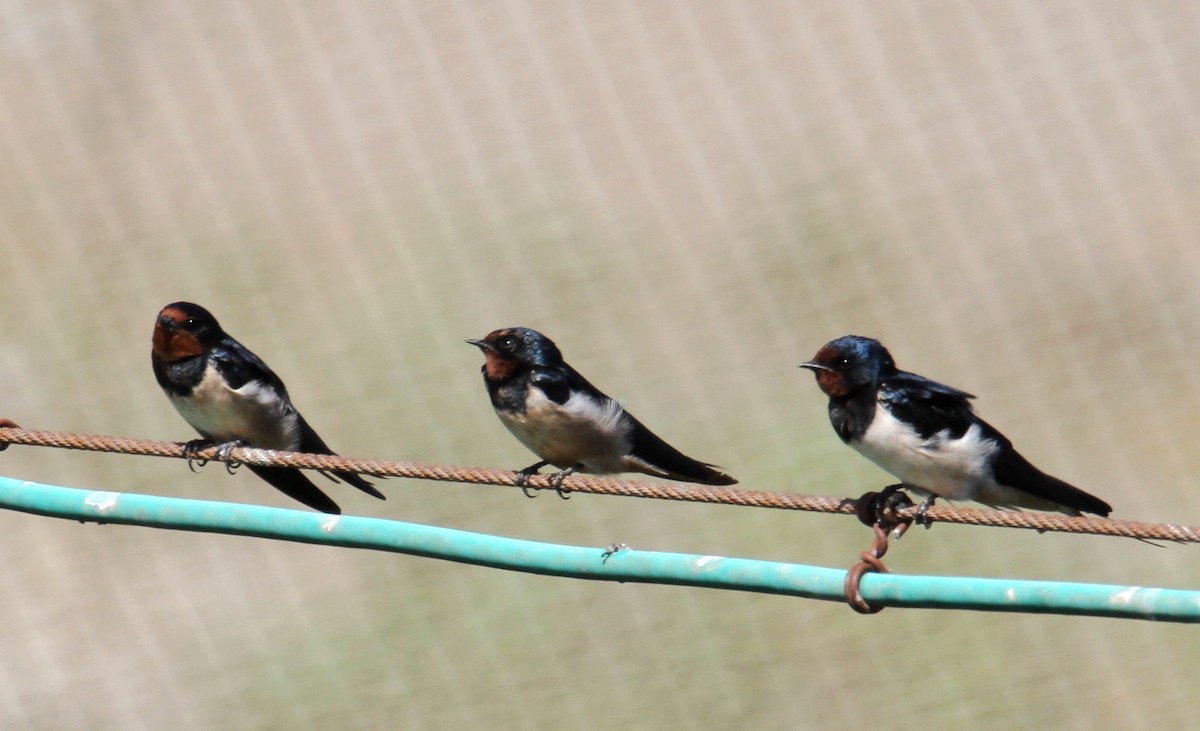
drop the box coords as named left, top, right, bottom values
left=2, top=2, right=1198, bottom=729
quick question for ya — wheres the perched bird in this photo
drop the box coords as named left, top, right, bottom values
left=151, top=301, right=383, bottom=514
left=467, top=327, right=736, bottom=493
left=800, top=335, right=1111, bottom=518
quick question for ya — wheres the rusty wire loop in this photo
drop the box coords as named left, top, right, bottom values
left=0, top=425, right=1198, bottom=545
left=843, top=487, right=916, bottom=614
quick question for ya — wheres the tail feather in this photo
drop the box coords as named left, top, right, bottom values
left=992, top=447, right=1112, bottom=517
left=326, top=470, right=386, bottom=500
left=247, top=465, right=341, bottom=514
left=627, top=417, right=737, bottom=486
left=1032, top=472, right=1112, bottom=517
left=295, top=416, right=385, bottom=501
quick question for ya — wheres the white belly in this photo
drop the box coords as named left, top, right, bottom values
left=169, top=365, right=299, bottom=450
left=852, top=407, right=999, bottom=501
left=498, top=387, right=632, bottom=473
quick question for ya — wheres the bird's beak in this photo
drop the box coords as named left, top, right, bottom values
left=466, top=338, right=493, bottom=352
left=799, top=361, right=828, bottom=372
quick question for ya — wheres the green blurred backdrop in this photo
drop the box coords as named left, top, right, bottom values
left=1, top=2, right=1198, bottom=729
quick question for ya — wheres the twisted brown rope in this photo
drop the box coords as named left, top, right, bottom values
left=1, top=425, right=1196, bottom=543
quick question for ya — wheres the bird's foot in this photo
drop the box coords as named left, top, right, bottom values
left=515, top=461, right=550, bottom=498
left=914, top=495, right=938, bottom=529
left=181, top=439, right=215, bottom=472
left=213, top=440, right=246, bottom=474
left=547, top=465, right=579, bottom=499
left=849, top=484, right=915, bottom=530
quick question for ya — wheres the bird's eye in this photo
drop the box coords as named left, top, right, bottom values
left=837, top=356, right=852, bottom=368
left=500, top=337, right=517, bottom=350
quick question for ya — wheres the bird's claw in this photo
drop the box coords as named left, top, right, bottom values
left=181, top=439, right=246, bottom=474
left=515, top=461, right=550, bottom=498
left=850, top=484, right=914, bottom=529
left=914, top=496, right=938, bottom=528
left=548, top=465, right=579, bottom=499
left=515, top=462, right=577, bottom=499
left=215, top=440, right=246, bottom=474
left=181, top=439, right=213, bottom=472
left=514, top=473, right=538, bottom=498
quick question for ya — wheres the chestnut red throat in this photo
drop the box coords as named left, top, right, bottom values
left=808, top=345, right=852, bottom=397
left=480, top=349, right=519, bottom=381
left=152, top=306, right=204, bottom=362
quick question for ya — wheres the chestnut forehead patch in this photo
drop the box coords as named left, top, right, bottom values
left=158, top=306, right=191, bottom=326
left=812, top=343, right=840, bottom=365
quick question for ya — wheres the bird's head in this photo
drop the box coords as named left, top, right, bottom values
left=467, top=327, right=563, bottom=380
left=152, top=301, right=223, bottom=362
left=799, top=335, right=895, bottom=397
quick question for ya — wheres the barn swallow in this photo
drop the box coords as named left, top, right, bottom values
left=800, top=335, right=1111, bottom=518
left=467, top=327, right=736, bottom=495
left=151, top=301, right=384, bottom=514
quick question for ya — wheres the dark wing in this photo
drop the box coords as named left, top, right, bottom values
left=536, top=364, right=737, bottom=485
left=888, top=371, right=1112, bottom=517
left=529, top=367, right=574, bottom=405
left=880, top=370, right=978, bottom=440
left=213, top=337, right=383, bottom=504
left=560, top=362, right=612, bottom=397
left=626, top=413, right=737, bottom=485
left=246, top=464, right=341, bottom=514
left=295, top=415, right=385, bottom=500
left=210, top=338, right=289, bottom=394
left=530, top=361, right=608, bottom=406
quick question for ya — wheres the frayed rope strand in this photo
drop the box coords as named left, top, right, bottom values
left=0, top=425, right=1196, bottom=543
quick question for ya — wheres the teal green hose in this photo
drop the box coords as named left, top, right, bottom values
left=1, top=476, right=1195, bottom=622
